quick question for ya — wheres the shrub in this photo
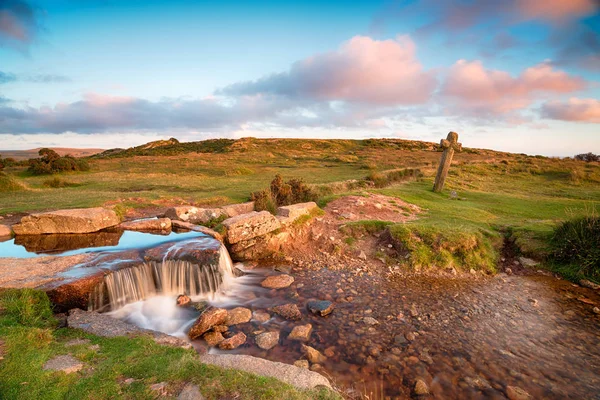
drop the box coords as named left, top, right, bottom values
left=551, top=216, right=600, bottom=281
left=27, top=149, right=91, bottom=175
left=43, top=177, right=78, bottom=188
left=574, top=152, right=599, bottom=162
left=0, top=173, right=26, bottom=192
left=253, top=175, right=318, bottom=211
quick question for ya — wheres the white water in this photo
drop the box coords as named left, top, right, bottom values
left=98, top=244, right=262, bottom=337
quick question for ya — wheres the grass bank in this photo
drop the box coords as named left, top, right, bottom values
left=0, top=289, right=337, bottom=400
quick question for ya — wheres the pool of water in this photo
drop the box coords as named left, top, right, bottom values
left=0, top=230, right=207, bottom=258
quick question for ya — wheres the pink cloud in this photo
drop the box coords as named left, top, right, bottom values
left=541, top=98, right=600, bottom=123
left=220, top=35, right=437, bottom=105
left=441, top=60, right=587, bottom=114
left=514, top=0, right=598, bottom=23
left=0, top=10, right=27, bottom=41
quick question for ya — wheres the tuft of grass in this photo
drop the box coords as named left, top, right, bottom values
left=293, top=207, right=325, bottom=226
left=42, top=177, right=79, bottom=188
left=0, top=172, right=26, bottom=193
left=387, top=223, right=499, bottom=272
left=550, top=214, right=600, bottom=282
left=0, top=288, right=56, bottom=329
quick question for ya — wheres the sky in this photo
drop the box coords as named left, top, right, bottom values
left=0, top=0, right=599, bottom=156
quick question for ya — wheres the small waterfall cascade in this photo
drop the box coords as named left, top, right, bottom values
left=90, top=244, right=234, bottom=311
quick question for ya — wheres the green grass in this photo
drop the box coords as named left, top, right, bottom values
left=0, top=289, right=338, bottom=400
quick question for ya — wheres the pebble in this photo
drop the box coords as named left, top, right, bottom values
left=255, top=331, right=279, bottom=350
left=288, top=324, right=312, bottom=342
left=414, top=379, right=429, bottom=395
left=363, top=317, right=379, bottom=326
left=293, top=360, right=309, bottom=369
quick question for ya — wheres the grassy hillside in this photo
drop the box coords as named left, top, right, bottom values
left=1, top=137, right=599, bottom=279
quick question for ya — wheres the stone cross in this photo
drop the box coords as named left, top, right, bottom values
left=433, top=131, right=462, bottom=193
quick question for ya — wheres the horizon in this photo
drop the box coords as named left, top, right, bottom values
left=1, top=1, right=599, bottom=156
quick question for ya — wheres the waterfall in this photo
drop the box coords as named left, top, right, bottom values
left=90, top=243, right=234, bottom=311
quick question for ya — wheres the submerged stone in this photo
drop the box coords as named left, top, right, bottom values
left=271, top=303, right=302, bottom=320
left=225, top=307, right=252, bottom=326
left=307, top=300, right=334, bottom=316
left=288, top=324, right=312, bottom=342
left=255, top=331, right=279, bottom=350
left=261, top=274, right=294, bottom=289
left=218, top=332, right=246, bottom=350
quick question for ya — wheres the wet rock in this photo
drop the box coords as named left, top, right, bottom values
left=225, top=307, right=252, bottom=326
left=43, top=355, right=84, bottom=374
left=363, top=317, right=379, bottom=326
left=213, top=325, right=228, bottom=333
left=13, top=207, right=119, bottom=235
left=178, top=383, right=206, bottom=400
left=294, top=360, right=309, bottom=369
left=252, top=311, right=271, bottom=323
left=518, top=257, right=539, bottom=267
left=394, top=334, right=408, bottom=346
left=218, top=332, right=247, bottom=350
left=255, top=331, right=280, bottom=350
left=302, top=344, right=327, bottom=364
left=288, top=324, right=313, bottom=342
left=120, top=218, right=171, bottom=232
left=307, top=300, right=334, bottom=316
left=410, top=304, right=419, bottom=317
left=506, top=386, right=532, bottom=400
left=580, top=279, right=600, bottom=290
left=188, top=307, right=228, bottom=340
left=203, top=331, right=225, bottom=347
left=414, top=379, right=429, bottom=395
left=272, top=304, right=302, bottom=320
left=261, top=274, right=294, bottom=289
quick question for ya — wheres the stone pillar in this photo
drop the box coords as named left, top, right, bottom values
left=433, top=131, right=462, bottom=193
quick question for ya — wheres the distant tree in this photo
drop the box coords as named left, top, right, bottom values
left=28, top=149, right=91, bottom=175
left=575, top=152, right=599, bottom=162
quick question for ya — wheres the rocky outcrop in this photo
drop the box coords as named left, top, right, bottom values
left=120, top=218, right=171, bottom=232
left=164, top=206, right=226, bottom=224
left=199, top=354, right=331, bottom=390
left=188, top=307, right=228, bottom=339
left=0, top=224, right=12, bottom=238
left=222, top=211, right=281, bottom=244
left=12, top=208, right=119, bottom=235
left=277, top=202, right=318, bottom=225
left=45, top=273, right=105, bottom=313
left=67, top=308, right=190, bottom=348
left=221, top=202, right=255, bottom=217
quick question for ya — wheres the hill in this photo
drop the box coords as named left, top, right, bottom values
left=0, top=147, right=104, bottom=161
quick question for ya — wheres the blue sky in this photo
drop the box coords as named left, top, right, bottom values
left=0, top=0, right=599, bottom=155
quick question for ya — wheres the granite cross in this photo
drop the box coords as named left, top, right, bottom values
left=433, top=131, right=462, bottom=193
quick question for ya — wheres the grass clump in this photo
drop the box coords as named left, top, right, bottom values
left=0, top=172, right=26, bottom=192
left=42, top=177, right=79, bottom=188
left=0, top=288, right=56, bottom=329
left=550, top=215, right=600, bottom=282
left=387, top=223, right=498, bottom=273
left=365, top=168, right=422, bottom=188
left=340, top=220, right=395, bottom=237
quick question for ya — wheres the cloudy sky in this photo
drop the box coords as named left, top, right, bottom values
left=0, top=0, right=599, bottom=155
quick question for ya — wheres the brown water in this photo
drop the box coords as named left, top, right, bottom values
left=198, top=265, right=600, bottom=399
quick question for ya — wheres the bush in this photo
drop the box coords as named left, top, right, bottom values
left=27, top=149, right=91, bottom=175
left=551, top=216, right=600, bottom=281
left=574, top=152, right=599, bottom=162
left=253, top=175, right=317, bottom=212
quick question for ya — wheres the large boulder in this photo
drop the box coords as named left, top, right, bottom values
left=221, top=202, right=255, bottom=217
left=222, top=211, right=281, bottom=244
left=12, top=208, right=119, bottom=235
left=164, top=206, right=226, bottom=224
left=119, top=218, right=171, bottom=232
